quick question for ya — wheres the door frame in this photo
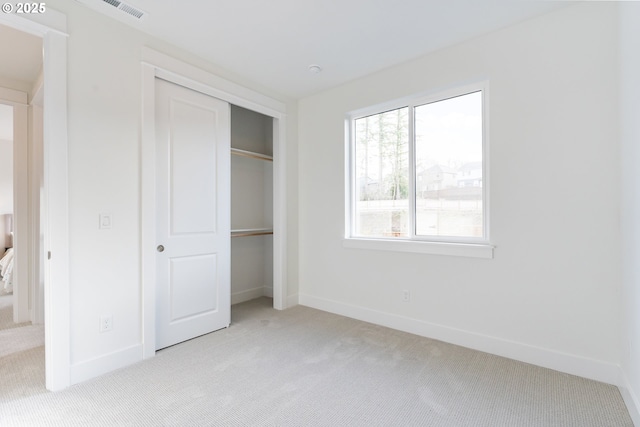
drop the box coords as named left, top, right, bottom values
left=29, top=83, right=44, bottom=326
left=1, top=80, right=45, bottom=327
left=140, top=48, right=288, bottom=359
left=0, top=11, right=70, bottom=390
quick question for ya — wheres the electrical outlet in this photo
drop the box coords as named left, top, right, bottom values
left=100, top=315, right=113, bottom=332
left=402, top=290, right=411, bottom=303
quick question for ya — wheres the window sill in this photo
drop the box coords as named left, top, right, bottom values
left=343, top=237, right=494, bottom=259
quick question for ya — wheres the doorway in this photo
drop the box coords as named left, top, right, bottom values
left=0, top=25, right=44, bottom=323
left=0, top=23, right=45, bottom=391
left=0, top=10, right=70, bottom=391
left=0, top=104, right=18, bottom=326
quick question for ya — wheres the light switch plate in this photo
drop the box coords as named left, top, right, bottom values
left=99, top=213, right=112, bottom=230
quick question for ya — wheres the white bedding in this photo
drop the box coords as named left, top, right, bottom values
left=0, top=248, right=14, bottom=294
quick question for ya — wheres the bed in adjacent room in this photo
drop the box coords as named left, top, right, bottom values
left=0, top=247, right=14, bottom=295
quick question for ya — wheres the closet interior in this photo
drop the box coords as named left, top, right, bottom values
left=230, top=105, right=274, bottom=305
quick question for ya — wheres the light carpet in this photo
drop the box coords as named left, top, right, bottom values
left=0, top=323, right=44, bottom=358
left=0, top=298, right=633, bottom=426
left=0, top=294, right=30, bottom=331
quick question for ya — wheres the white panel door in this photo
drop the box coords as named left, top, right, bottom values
left=155, top=78, right=230, bottom=350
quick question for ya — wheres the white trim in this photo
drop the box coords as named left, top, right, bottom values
left=262, top=286, right=274, bottom=299
left=231, top=287, right=263, bottom=305
left=344, top=118, right=353, bottom=238
left=349, top=80, right=488, bottom=120
left=13, top=102, right=29, bottom=323
left=31, top=70, right=45, bottom=106
left=29, top=75, right=44, bottom=325
left=70, top=344, right=142, bottom=385
left=0, top=87, right=28, bottom=104
left=286, top=293, right=299, bottom=308
left=42, top=27, right=70, bottom=392
left=140, top=63, right=156, bottom=359
left=619, top=373, right=640, bottom=426
left=272, top=116, right=288, bottom=310
left=343, top=237, right=494, bottom=259
left=481, top=86, right=491, bottom=241
left=299, top=294, right=620, bottom=386
left=0, top=6, right=66, bottom=35
left=408, top=103, right=416, bottom=239
left=141, top=49, right=288, bottom=359
left=230, top=286, right=274, bottom=305
left=28, top=103, right=44, bottom=325
left=0, top=8, right=70, bottom=392
left=141, top=48, right=285, bottom=118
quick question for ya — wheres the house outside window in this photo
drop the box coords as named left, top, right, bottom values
left=346, top=83, right=489, bottom=253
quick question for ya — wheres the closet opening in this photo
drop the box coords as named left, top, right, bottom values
left=142, top=51, right=288, bottom=359
left=230, top=105, right=274, bottom=307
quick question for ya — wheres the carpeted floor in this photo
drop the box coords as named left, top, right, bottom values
left=0, top=294, right=30, bottom=331
left=0, top=323, right=44, bottom=358
left=0, top=292, right=43, bottom=361
left=0, top=298, right=633, bottom=426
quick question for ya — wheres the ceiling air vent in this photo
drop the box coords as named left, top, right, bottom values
left=100, top=0, right=146, bottom=19
left=118, top=3, right=144, bottom=19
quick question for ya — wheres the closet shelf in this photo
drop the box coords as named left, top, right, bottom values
left=231, top=228, right=273, bottom=238
left=231, top=148, right=273, bottom=162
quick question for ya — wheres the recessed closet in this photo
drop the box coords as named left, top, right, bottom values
left=143, top=56, right=287, bottom=358
left=230, top=105, right=274, bottom=305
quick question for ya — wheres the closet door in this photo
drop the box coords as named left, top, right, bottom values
left=155, top=78, right=230, bottom=350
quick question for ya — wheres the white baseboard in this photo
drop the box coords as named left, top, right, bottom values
left=299, top=294, right=620, bottom=386
left=286, top=293, right=299, bottom=308
left=70, top=344, right=142, bottom=385
left=620, top=373, right=640, bottom=426
left=231, top=286, right=272, bottom=305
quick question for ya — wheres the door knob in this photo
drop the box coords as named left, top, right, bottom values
left=157, top=245, right=165, bottom=252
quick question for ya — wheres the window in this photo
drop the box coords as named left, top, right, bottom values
left=347, top=84, right=490, bottom=255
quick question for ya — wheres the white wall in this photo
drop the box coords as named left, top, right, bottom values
left=0, top=103, right=13, bottom=215
left=44, top=0, right=298, bottom=381
left=619, top=2, right=640, bottom=424
left=0, top=139, right=12, bottom=215
left=298, top=3, right=622, bottom=384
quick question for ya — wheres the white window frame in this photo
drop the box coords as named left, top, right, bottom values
left=344, top=82, right=494, bottom=259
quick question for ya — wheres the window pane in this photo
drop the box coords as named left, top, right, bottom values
left=415, top=92, right=483, bottom=238
left=354, top=108, right=409, bottom=238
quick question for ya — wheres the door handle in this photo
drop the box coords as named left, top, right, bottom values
left=157, top=245, right=165, bottom=253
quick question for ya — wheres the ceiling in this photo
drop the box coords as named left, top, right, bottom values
left=85, top=1, right=569, bottom=99
left=0, top=24, right=42, bottom=86
left=0, top=25, right=41, bottom=141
